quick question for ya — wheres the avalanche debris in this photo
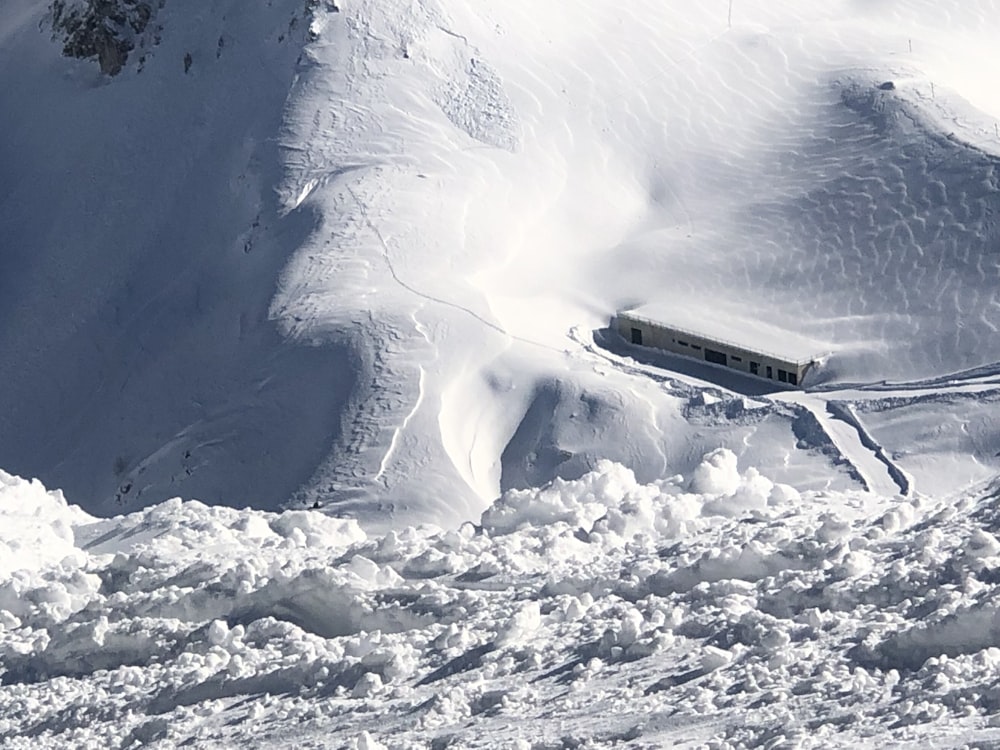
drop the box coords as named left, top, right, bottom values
left=4, top=454, right=1000, bottom=747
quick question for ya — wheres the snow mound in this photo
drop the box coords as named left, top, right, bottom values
left=0, top=470, right=90, bottom=577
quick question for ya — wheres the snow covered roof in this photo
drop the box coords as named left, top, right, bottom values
left=620, top=302, right=830, bottom=365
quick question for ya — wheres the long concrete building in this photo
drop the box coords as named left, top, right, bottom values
left=615, top=303, right=827, bottom=387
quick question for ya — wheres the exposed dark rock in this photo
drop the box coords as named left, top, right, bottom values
left=49, top=0, right=161, bottom=76
left=49, top=0, right=328, bottom=75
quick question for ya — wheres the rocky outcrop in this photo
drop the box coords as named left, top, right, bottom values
left=49, top=0, right=162, bottom=75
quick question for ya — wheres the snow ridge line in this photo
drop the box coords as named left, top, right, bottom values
left=345, top=183, right=509, bottom=336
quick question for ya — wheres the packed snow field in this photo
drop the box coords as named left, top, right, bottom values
left=5, top=0, right=1000, bottom=746
left=8, top=459, right=1000, bottom=748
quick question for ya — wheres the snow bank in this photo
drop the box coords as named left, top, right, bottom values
left=3, top=455, right=1000, bottom=747
left=0, top=471, right=91, bottom=577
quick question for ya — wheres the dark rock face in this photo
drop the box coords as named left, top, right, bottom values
left=49, top=0, right=161, bottom=75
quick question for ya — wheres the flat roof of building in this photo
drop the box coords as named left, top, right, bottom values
left=620, top=303, right=830, bottom=365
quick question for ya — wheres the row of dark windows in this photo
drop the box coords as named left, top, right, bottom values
left=743, top=359, right=799, bottom=385
left=628, top=327, right=798, bottom=386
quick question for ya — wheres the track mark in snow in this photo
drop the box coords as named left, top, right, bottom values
left=345, top=184, right=509, bottom=338
left=373, top=312, right=430, bottom=486
left=435, top=25, right=470, bottom=46
left=344, top=182, right=564, bottom=357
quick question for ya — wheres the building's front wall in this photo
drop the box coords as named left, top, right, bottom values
left=615, top=314, right=812, bottom=386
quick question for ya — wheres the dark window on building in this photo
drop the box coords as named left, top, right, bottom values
left=788, top=372, right=798, bottom=386
left=704, top=348, right=727, bottom=366
left=677, top=340, right=689, bottom=347
left=630, top=327, right=642, bottom=345
left=731, top=355, right=742, bottom=362
left=691, top=345, right=701, bottom=350
left=749, top=362, right=759, bottom=375
left=778, top=369, right=788, bottom=383
left=766, top=366, right=773, bottom=379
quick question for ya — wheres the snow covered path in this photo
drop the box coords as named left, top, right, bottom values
left=795, top=378, right=1000, bottom=501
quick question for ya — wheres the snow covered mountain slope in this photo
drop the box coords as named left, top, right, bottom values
left=9, top=2, right=1000, bottom=745
left=0, top=0, right=353, bottom=515
left=4, top=0, right=1000, bottom=527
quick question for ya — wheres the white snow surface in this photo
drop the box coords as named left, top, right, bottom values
left=6, top=458, right=1000, bottom=748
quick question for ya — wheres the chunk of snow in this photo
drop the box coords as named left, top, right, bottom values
left=352, top=672, right=384, bottom=699
left=690, top=449, right=741, bottom=497
left=494, top=602, right=542, bottom=648
left=701, top=645, right=733, bottom=672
